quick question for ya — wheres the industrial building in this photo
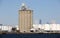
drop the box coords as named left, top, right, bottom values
left=18, top=3, right=33, bottom=33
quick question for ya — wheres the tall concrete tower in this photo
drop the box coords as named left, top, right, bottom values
left=18, top=3, right=33, bottom=33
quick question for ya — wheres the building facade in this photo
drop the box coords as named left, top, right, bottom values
left=18, top=3, right=33, bottom=33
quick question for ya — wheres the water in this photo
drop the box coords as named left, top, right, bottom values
left=0, top=33, right=60, bottom=38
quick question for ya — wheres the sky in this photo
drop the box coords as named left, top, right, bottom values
left=0, top=0, right=60, bottom=25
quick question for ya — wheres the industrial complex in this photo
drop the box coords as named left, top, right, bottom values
left=0, top=3, right=60, bottom=34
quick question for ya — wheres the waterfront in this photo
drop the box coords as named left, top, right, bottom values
left=0, top=33, right=60, bottom=38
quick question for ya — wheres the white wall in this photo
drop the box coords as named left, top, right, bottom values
left=44, top=24, right=50, bottom=30
left=1, top=25, right=12, bottom=32
left=33, top=24, right=60, bottom=31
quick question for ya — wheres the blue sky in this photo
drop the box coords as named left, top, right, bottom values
left=0, top=0, right=60, bottom=25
